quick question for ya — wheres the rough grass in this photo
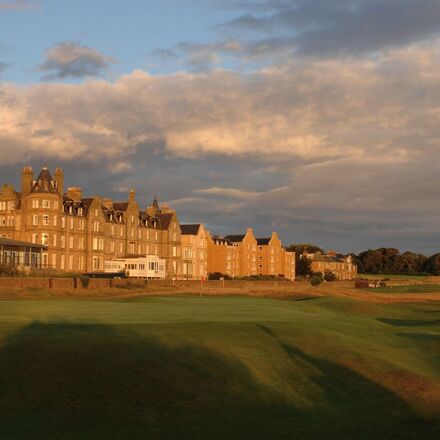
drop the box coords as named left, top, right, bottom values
left=0, top=296, right=439, bottom=439
left=360, top=274, right=429, bottom=281
left=366, top=284, right=440, bottom=294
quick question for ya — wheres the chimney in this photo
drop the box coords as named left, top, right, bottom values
left=21, top=166, right=34, bottom=194
left=67, top=186, right=83, bottom=201
left=54, top=168, right=64, bottom=195
left=102, top=198, right=113, bottom=209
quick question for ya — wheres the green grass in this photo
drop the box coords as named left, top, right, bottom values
left=0, top=296, right=439, bottom=439
left=366, top=284, right=440, bottom=294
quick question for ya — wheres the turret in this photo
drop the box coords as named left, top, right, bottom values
left=21, top=166, right=34, bottom=194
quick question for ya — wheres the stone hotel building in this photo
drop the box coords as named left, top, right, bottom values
left=0, top=165, right=182, bottom=277
left=1, top=164, right=296, bottom=280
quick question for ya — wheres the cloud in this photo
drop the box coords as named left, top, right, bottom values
left=38, top=42, right=115, bottom=80
left=0, top=0, right=37, bottom=11
left=1, top=40, right=440, bottom=252
left=212, top=0, right=440, bottom=60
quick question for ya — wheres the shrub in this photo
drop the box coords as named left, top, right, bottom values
left=0, top=263, right=20, bottom=277
left=208, top=272, right=232, bottom=280
left=323, top=271, right=337, bottom=282
left=79, top=276, right=90, bottom=289
left=310, top=276, right=322, bottom=287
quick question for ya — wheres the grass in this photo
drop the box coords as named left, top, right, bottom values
left=0, top=295, right=439, bottom=439
left=366, top=284, right=440, bottom=294
left=359, top=273, right=429, bottom=281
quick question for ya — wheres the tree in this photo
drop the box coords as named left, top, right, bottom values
left=423, top=253, right=440, bottom=275
left=295, top=255, right=312, bottom=276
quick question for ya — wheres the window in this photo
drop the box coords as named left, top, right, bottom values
left=42, top=233, right=49, bottom=245
left=94, top=209, right=98, bottom=217
left=79, top=219, right=84, bottom=231
left=52, top=234, right=57, bottom=246
left=51, top=253, right=57, bottom=268
left=32, top=215, right=38, bottom=226
left=7, top=201, right=15, bottom=211
left=69, top=255, right=74, bottom=270
left=111, top=225, right=115, bottom=236
left=119, top=243, right=123, bottom=253
left=32, top=200, right=39, bottom=209
left=53, top=215, right=57, bottom=226
left=131, top=215, right=134, bottom=223
left=54, top=201, right=59, bottom=210
left=60, top=235, right=65, bottom=248
left=60, top=254, right=65, bottom=270
left=69, top=236, right=74, bottom=249
left=172, top=246, right=177, bottom=257
left=43, top=215, right=49, bottom=225
left=42, top=200, right=50, bottom=209
left=78, top=256, right=84, bottom=270
left=78, top=237, right=84, bottom=250
left=69, top=218, right=74, bottom=230
left=32, top=233, right=38, bottom=244
left=110, top=241, right=115, bottom=252
left=93, top=256, right=100, bottom=270
left=93, top=221, right=99, bottom=232
left=61, top=217, right=66, bottom=229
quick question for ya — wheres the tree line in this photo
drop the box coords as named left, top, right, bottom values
left=287, top=244, right=440, bottom=276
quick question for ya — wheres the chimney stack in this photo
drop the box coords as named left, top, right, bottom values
left=54, top=168, right=64, bottom=195
left=21, top=166, right=34, bottom=194
left=67, top=186, right=82, bottom=201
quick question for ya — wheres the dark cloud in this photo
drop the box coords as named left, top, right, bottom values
left=212, top=0, right=440, bottom=59
left=38, top=42, right=115, bottom=80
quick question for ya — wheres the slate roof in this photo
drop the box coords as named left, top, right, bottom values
left=113, top=202, right=129, bottom=212
left=180, top=224, right=201, bottom=235
left=256, top=238, right=271, bottom=246
left=157, top=213, right=174, bottom=230
left=0, top=237, right=47, bottom=249
left=31, top=166, right=58, bottom=193
left=223, top=234, right=245, bottom=243
left=211, top=235, right=233, bottom=246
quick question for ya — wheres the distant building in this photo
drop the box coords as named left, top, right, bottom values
left=207, top=228, right=295, bottom=280
left=180, top=224, right=208, bottom=280
left=0, top=165, right=182, bottom=277
left=304, top=250, right=357, bottom=280
left=256, top=232, right=295, bottom=280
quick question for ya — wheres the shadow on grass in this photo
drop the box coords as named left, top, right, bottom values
left=377, top=317, right=440, bottom=327
left=0, top=322, right=438, bottom=439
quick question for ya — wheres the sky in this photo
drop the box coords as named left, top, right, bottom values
left=0, top=0, right=439, bottom=254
